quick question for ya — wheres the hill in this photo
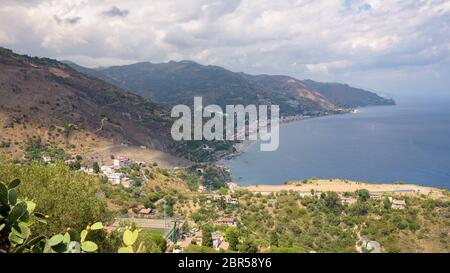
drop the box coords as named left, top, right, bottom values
left=0, top=47, right=177, bottom=161
left=303, top=79, right=395, bottom=108
left=67, top=60, right=394, bottom=116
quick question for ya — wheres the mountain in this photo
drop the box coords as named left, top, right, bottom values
left=67, top=60, right=394, bottom=116
left=303, top=80, right=395, bottom=108
left=0, top=47, right=176, bottom=159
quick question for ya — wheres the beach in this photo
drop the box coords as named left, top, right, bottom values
left=243, top=179, right=449, bottom=200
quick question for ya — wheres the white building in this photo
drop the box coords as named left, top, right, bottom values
left=101, top=165, right=116, bottom=174
left=42, top=156, right=51, bottom=163
left=227, top=182, right=238, bottom=193
left=113, top=156, right=131, bottom=167
left=80, top=167, right=94, bottom=174
left=107, top=173, right=124, bottom=185
left=389, top=197, right=406, bottom=210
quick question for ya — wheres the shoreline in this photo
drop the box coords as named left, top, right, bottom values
left=218, top=108, right=359, bottom=167
left=242, top=179, right=449, bottom=200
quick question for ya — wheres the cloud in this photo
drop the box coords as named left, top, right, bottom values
left=101, top=6, right=129, bottom=17
left=0, top=0, right=449, bottom=95
left=54, top=15, right=81, bottom=25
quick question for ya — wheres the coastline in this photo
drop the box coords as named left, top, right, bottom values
left=242, top=179, right=449, bottom=200
left=218, top=108, right=357, bottom=164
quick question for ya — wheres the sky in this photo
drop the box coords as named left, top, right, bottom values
left=1, top=0, right=450, bottom=99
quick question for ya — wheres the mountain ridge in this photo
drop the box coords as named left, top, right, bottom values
left=66, top=59, right=395, bottom=116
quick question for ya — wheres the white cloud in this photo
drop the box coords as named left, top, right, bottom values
left=0, top=0, right=449, bottom=95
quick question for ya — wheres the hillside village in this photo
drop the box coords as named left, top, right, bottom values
left=30, top=153, right=448, bottom=253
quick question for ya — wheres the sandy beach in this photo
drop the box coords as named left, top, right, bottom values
left=243, top=179, right=448, bottom=199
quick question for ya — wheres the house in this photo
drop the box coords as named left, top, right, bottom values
left=212, top=232, right=223, bottom=249
left=138, top=208, right=152, bottom=216
left=268, top=199, right=277, bottom=205
left=42, top=155, right=51, bottom=163
left=218, top=241, right=229, bottom=251
left=194, top=230, right=203, bottom=245
left=341, top=197, right=357, bottom=205
left=198, top=185, right=206, bottom=193
left=217, top=217, right=236, bottom=227
left=178, top=236, right=193, bottom=251
left=299, top=191, right=314, bottom=198
left=107, top=173, right=124, bottom=185
left=370, top=192, right=383, bottom=200
left=100, top=165, right=116, bottom=174
left=225, top=195, right=238, bottom=205
left=121, top=177, right=132, bottom=188
left=390, top=198, right=406, bottom=210
left=113, top=156, right=131, bottom=167
left=259, top=247, right=269, bottom=253
left=80, top=167, right=94, bottom=174
left=227, top=182, right=238, bottom=192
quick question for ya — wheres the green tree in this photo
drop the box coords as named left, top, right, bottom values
left=138, top=231, right=167, bottom=253
left=356, top=189, right=370, bottom=202
left=225, top=227, right=239, bottom=251
left=92, top=162, right=100, bottom=174
left=270, top=231, right=279, bottom=247
left=202, top=225, right=213, bottom=248
left=383, top=197, right=392, bottom=209
left=0, top=161, right=110, bottom=236
left=238, top=239, right=258, bottom=253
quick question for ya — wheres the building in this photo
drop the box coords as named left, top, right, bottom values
left=113, top=156, right=131, bottom=167
left=198, top=185, right=206, bottom=193
left=390, top=198, right=406, bottom=210
left=107, top=173, right=124, bottom=185
left=227, top=182, right=238, bottom=193
left=138, top=208, right=152, bottom=216
left=225, top=195, right=238, bottom=205
left=80, top=167, right=94, bottom=174
left=212, top=232, right=223, bottom=249
left=218, top=241, right=229, bottom=251
left=341, top=197, right=357, bottom=205
left=217, top=217, right=236, bottom=227
left=42, top=155, right=51, bottom=163
left=121, top=178, right=132, bottom=188
left=100, top=165, right=116, bottom=174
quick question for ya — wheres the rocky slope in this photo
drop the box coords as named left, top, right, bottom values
left=0, top=47, right=176, bottom=159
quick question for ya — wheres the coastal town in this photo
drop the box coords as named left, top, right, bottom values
left=35, top=153, right=449, bottom=253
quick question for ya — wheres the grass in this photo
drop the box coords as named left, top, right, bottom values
left=143, top=229, right=167, bottom=237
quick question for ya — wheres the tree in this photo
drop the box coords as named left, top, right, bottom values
left=0, top=161, right=110, bottom=236
left=138, top=231, right=167, bottom=253
left=92, top=162, right=100, bottom=174
left=383, top=197, right=392, bottom=209
left=202, top=225, right=213, bottom=248
left=324, top=192, right=342, bottom=213
left=238, top=239, right=258, bottom=253
left=356, top=189, right=370, bottom=202
left=270, top=231, right=279, bottom=247
left=225, top=227, right=239, bottom=251
left=351, top=201, right=369, bottom=216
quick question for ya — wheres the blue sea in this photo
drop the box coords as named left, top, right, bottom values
left=228, top=97, right=450, bottom=189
